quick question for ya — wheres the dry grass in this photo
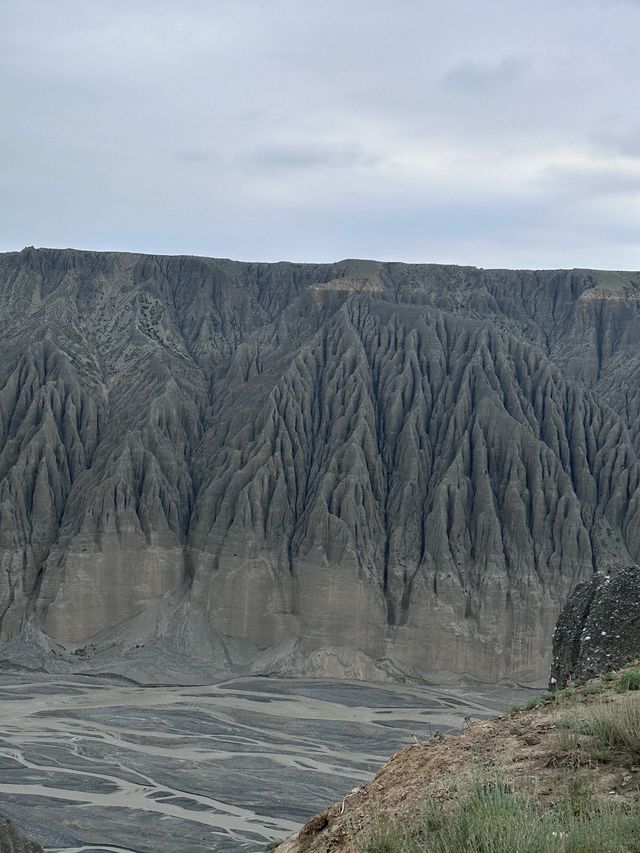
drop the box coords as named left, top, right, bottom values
left=358, top=776, right=640, bottom=853
left=578, top=693, right=640, bottom=757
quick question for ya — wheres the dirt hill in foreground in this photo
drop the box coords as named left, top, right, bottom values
left=276, top=661, right=640, bottom=852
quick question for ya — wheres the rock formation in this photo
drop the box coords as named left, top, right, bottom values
left=1, top=248, right=640, bottom=682
left=550, top=564, right=640, bottom=687
left=0, top=816, right=43, bottom=853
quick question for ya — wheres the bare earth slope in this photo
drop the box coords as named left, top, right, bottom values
left=276, top=665, right=640, bottom=852
left=1, top=248, right=640, bottom=682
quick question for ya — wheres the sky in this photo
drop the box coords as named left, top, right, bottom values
left=1, top=0, right=640, bottom=269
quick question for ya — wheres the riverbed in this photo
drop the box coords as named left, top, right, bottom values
left=0, top=673, right=531, bottom=852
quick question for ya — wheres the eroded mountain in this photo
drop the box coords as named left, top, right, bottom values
left=1, top=247, right=639, bottom=683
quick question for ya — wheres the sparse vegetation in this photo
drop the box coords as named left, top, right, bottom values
left=581, top=680, right=606, bottom=696
left=582, top=694, right=640, bottom=756
left=523, top=692, right=555, bottom=710
left=358, top=776, right=640, bottom=853
left=553, top=690, right=640, bottom=774
left=70, top=643, right=96, bottom=659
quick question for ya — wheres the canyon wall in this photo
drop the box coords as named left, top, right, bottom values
left=2, top=248, right=640, bottom=681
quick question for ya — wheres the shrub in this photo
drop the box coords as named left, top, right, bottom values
left=524, top=696, right=547, bottom=711
left=556, top=729, right=582, bottom=754
left=615, top=670, right=640, bottom=693
left=581, top=681, right=605, bottom=696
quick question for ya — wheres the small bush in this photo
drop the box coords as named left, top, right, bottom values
left=513, top=692, right=556, bottom=714
left=563, top=777, right=592, bottom=816
left=359, top=816, right=415, bottom=852
left=581, top=681, right=605, bottom=696
left=524, top=696, right=547, bottom=711
left=615, top=670, right=640, bottom=693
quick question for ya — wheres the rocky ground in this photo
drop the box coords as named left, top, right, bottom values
left=0, top=816, right=43, bottom=852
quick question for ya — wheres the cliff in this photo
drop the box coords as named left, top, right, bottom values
left=1, top=248, right=640, bottom=682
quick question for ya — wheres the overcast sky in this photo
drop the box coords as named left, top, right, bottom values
left=1, top=0, right=640, bottom=269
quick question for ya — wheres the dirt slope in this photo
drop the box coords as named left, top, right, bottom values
left=277, top=664, right=640, bottom=852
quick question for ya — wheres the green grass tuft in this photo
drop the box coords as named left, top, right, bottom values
left=615, top=670, right=640, bottom=693
left=581, top=681, right=605, bottom=696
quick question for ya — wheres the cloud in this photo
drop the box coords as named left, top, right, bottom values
left=247, top=143, right=383, bottom=171
left=174, top=149, right=212, bottom=164
left=542, top=159, right=640, bottom=198
left=592, top=127, right=640, bottom=159
left=0, top=0, right=639, bottom=269
left=441, top=57, right=528, bottom=92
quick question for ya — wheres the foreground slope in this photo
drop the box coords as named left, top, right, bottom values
left=1, top=248, right=640, bottom=681
left=277, top=664, right=640, bottom=852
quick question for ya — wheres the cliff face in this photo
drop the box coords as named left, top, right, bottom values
left=1, top=248, right=640, bottom=682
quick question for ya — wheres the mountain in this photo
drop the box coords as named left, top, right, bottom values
left=1, top=247, right=640, bottom=683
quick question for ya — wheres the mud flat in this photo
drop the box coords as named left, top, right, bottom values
left=0, top=673, right=530, bottom=852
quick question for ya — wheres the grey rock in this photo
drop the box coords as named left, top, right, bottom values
left=1, top=248, right=640, bottom=682
left=0, top=816, right=43, bottom=853
left=549, top=564, right=640, bottom=687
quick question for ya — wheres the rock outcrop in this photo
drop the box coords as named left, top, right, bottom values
left=0, top=816, right=43, bottom=853
left=1, top=248, right=640, bottom=682
left=550, top=564, right=640, bottom=688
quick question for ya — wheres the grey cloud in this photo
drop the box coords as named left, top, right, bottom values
left=0, top=0, right=639, bottom=269
left=441, top=56, right=528, bottom=92
left=248, top=143, right=383, bottom=171
left=174, top=149, right=212, bottom=164
left=542, top=162, right=640, bottom=198
left=592, top=127, right=640, bottom=159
